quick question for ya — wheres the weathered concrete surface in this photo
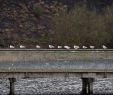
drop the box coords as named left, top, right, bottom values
left=0, top=49, right=113, bottom=62
left=0, top=49, right=113, bottom=78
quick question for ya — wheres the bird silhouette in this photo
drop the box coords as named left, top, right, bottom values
left=9, top=45, right=15, bottom=49
left=58, top=46, right=62, bottom=49
left=74, top=45, right=79, bottom=49
left=49, top=45, right=55, bottom=49
left=82, top=46, right=87, bottom=49
left=64, top=46, right=70, bottom=49
left=102, top=45, right=107, bottom=49
left=20, top=45, right=25, bottom=48
left=36, top=45, right=41, bottom=49
left=90, top=46, right=95, bottom=49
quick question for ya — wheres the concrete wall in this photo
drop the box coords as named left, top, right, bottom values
left=0, top=50, right=113, bottom=62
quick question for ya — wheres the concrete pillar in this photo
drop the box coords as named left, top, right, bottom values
left=87, top=78, right=94, bottom=95
left=82, top=78, right=87, bottom=94
left=81, top=78, right=94, bottom=95
left=8, top=78, right=16, bottom=95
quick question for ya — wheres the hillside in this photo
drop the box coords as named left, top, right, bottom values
left=0, top=0, right=113, bottom=48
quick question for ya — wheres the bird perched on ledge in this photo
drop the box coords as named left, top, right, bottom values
left=9, top=45, right=15, bottom=49
left=74, top=45, right=79, bottom=49
left=20, top=45, right=25, bottom=48
left=36, top=45, right=41, bottom=49
left=90, top=46, right=95, bottom=49
left=64, top=46, right=70, bottom=49
left=58, top=46, right=62, bottom=49
left=102, top=45, right=107, bottom=49
left=49, top=45, right=55, bottom=49
left=82, top=46, right=87, bottom=49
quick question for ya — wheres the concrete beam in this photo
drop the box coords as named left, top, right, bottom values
left=0, top=72, right=113, bottom=79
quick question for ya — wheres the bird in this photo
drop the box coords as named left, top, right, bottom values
left=36, top=45, right=41, bottom=49
left=9, top=45, right=15, bottom=49
left=102, top=45, right=107, bottom=49
left=64, top=46, right=70, bottom=49
left=20, top=45, right=25, bottom=48
left=74, top=45, right=79, bottom=49
left=57, top=46, right=62, bottom=49
left=90, top=46, right=95, bottom=49
left=49, top=45, right=55, bottom=49
left=82, top=46, right=87, bottom=49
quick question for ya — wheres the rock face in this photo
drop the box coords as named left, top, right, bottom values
left=0, top=78, right=113, bottom=95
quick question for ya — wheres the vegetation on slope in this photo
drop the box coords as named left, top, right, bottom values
left=0, top=0, right=113, bottom=48
left=51, top=4, right=113, bottom=48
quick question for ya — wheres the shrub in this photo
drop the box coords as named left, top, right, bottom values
left=51, top=4, right=112, bottom=47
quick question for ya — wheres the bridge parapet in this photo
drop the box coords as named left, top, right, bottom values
left=0, top=49, right=112, bottom=78
left=0, top=49, right=113, bottom=62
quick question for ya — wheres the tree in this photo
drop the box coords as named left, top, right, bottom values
left=51, top=4, right=112, bottom=48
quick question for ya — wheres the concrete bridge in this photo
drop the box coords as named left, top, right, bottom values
left=0, top=49, right=113, bottom=95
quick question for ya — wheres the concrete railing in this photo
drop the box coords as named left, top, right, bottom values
left=0, top=49, right=113, bottom=62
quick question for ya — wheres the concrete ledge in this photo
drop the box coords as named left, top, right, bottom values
left=0, top=72, right=113, bottom=79
left=0, top=49, right=113, bottom=51
left=0, top=69, right=113, bottom=73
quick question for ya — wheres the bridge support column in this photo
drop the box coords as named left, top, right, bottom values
left=8, top=78, right=16, bottom=95
left=81, top=78, right=94, bottom=95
